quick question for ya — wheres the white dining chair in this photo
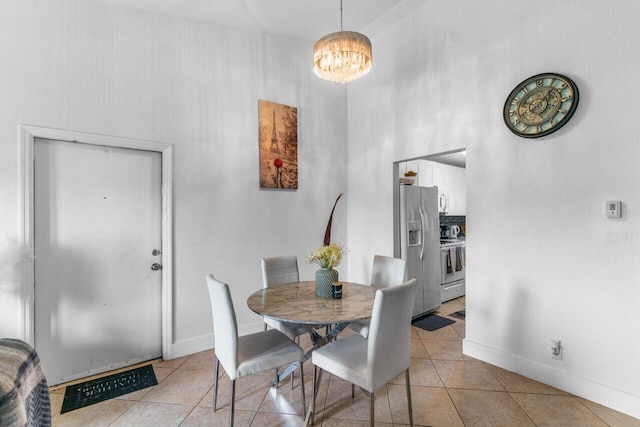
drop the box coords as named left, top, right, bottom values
left=348, top=255, right=407, bottom=337
left=261, top=256, right=311, bottom=389
left=206, top=274, right=306, bottom=426
left=260, top=256, right=309, bottom=340
left=310, top=278, right=417, bottom=427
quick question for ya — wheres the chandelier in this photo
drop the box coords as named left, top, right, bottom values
left=313, top=0, right=372, bottom=84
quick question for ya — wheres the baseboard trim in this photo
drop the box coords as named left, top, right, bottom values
left=463, top=338, right=640, bottom=420
left=167, top=320, right=265, bottom=360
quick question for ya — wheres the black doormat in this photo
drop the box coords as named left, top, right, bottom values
left=412, top=314, right=455, bottom=331
left=450, top=309, right=466, bottom=320
left=61, top=364, right=157, bottom=414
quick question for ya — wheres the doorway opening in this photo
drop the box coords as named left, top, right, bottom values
left=393, top=148, right=467, bottom=315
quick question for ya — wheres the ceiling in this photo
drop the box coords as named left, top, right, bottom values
left=83, top=0, right=419, bottom=41
left=426, top=151, right=467, bottom=169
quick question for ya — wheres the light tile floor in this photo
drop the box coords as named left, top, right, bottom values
left=49, top=297, right=640, bottom=426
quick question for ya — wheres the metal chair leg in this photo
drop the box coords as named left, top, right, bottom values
left=405, top=369, right=414, bottom=427
left=311, top=365, right=317, bottom=425
left=300, top=360, right=306, bottom=414
left=213, top=356, right=220, bottom=411
left=291, top=335, right=300, bottom=390
left=229, top=379, right=236, bottom=427
left=369, top=392, right=375, bottom=427
left=274, top=367, right=279, bottom=389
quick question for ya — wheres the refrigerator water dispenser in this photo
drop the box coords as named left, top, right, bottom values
left=407, top=221, right=421, bottom=246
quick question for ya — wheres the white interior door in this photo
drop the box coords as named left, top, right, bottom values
left=34, top=138, right=162, bottom=385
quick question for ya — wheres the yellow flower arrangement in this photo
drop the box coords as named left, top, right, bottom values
left=306, top=243, right=345, bottom=269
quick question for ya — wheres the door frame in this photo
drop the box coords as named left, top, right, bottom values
left=19, top=125, right=174, bottom=360
left=393, top=149, right=467, bottom=258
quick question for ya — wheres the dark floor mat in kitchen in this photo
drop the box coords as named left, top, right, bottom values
left=449, top=309, right=466, bottom=320
left=61, top=364, right=157, bottom=413
left=412, top=314, right=455, bottom=331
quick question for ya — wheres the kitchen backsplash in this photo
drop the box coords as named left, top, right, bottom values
left=439, top=215, right=465, bottom=226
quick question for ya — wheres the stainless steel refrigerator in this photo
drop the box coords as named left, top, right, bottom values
left=398, top=185, right=442, bottom=317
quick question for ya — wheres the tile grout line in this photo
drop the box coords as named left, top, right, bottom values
left=471, top=361, right=535, bottom=427
left=429, top=324, right=466, bottom=426
left=572, top=398, right=612, bottom=427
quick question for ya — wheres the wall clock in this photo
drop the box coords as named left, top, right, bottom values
left=503, top=73, right=579, bottom=138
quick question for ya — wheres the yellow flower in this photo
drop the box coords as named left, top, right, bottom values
left=306, top=243, right=345, bottom=269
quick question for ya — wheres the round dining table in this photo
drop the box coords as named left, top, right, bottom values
left=248, top=280, right=377, bottom=426
left=247, top=280, right=376, bottom=326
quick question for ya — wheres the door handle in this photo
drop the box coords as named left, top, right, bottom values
left=151, top=263, right=162, bottom=271
left=418, top=206, right=427, bottom=261
left=152, top=249, right=162, bottom=256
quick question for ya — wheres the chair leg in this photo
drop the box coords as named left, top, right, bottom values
left=351, top=383, right=355, bottom=398
left=405, top=369, right=414, bottom=427
left=369, top=392, right=375, bottom=427
left=291, top=336, right=300, bottom=390
left=213, top=356, right=220, bottom=411
left=229, top=379, right=236, bottom=427
left=274, top=367, right=279, bottom=389
left=299, top=361, right=306, bottom=415
left=311, top=365, right=317, bottom=425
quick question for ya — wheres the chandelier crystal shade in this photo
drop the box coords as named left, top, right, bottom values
left=313, top=1, right=372, bottom=84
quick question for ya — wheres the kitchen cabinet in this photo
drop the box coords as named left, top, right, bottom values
left=399, top=160, right=466, bottom=215
left=438, top=164, right=465, bottom=215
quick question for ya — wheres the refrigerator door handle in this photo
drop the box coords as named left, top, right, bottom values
left=419, top=206, right=429, bottom=260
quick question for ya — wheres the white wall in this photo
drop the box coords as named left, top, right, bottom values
left=347, top=0, right=640, bottom=418
left=0, top=0, right=348, bottom=356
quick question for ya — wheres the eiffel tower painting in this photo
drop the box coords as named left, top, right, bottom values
left=258, top=100, right=298, bottom=189
left=269, top=110, right=279, bottom=154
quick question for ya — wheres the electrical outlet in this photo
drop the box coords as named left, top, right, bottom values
left=551, top=339, right=562, bottom=360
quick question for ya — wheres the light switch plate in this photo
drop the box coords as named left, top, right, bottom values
left=606, top=200, right=621, bottom=218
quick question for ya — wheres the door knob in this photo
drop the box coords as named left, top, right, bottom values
left=151, top=263, right=162, bottom=271
left=152, top=249, right=162, bottom=256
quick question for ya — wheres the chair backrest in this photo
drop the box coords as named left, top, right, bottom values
left=366, top=278, right=417, bottom=391
left=206, top=274, right=239, bottom=378
left=370, top=255, right=407, bottom=289
left=261, top=256, right=299, bottom=288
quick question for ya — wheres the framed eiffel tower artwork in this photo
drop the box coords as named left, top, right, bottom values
left=258, top=100, right=298, bottom=189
